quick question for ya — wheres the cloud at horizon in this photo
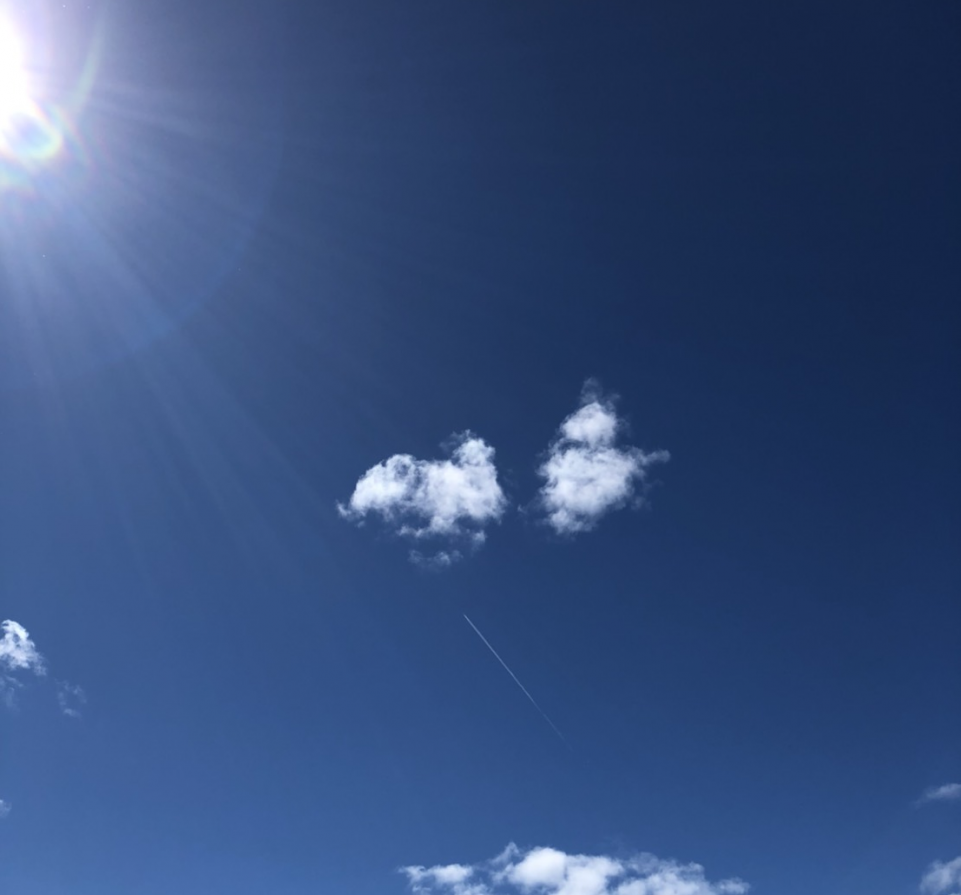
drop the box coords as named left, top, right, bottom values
left=402, top=843, right=748, bottom=895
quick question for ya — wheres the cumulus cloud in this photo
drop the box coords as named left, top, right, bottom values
left=919, top=783, right=961, bottom=805
left=0, top=620, right=46, bottom=676
left=57, top=681, right=87, bottom=719
left=921, top=857, right=961, bottom=895
left=537, top=384, right=669, bottom=534
left=339, top=433, right=507, bottom=562
left=0, top=799, right=10, bottom=819
left=402, top=843, right=748, bottom=895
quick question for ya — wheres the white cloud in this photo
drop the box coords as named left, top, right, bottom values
left=1, top=621, right=84, bottom=715
left=0, top=799, right=10, bottom=819
left=402, top=844, right=748, bottom=895
left=339, top=433, right=507, bottom=561
left=921, top=857, right=961, bottom=895
left=407, top=864, right=477, bottom=893
left=57, top=681, right=87, bottom=719
left=0, top=620, right=46, bottom=676
left=919, top=783, right=961, bottom=805
left=537, top=384, right=669, bottom=534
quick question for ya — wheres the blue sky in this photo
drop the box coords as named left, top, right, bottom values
left=1, top=2, right=959, bottom=894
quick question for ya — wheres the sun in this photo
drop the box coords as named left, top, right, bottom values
left=0, top=16, right=30, bottom=127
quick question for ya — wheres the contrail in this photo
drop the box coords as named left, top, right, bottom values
left=463, top=614, right=569, bottom=747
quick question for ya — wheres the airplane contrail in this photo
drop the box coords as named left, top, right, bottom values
left=463, top=614, right=569, bottom=747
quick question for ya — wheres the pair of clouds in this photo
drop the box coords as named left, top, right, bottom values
left=403, top=843, right=747, bottom=895
left=339, top=383, right=669, bottom=566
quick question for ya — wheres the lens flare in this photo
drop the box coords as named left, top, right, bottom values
left=0, top=12, right=92, bottom=192
left=0, top=2, right=282, bottom=386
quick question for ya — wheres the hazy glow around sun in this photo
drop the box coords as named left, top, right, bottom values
left=0, top=17, right=30, bottom=125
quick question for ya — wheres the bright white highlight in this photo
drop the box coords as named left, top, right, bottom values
left=402, top=843, right=749, bottom=895
left=0, top=799, right=10, bottom=819
left=0, top=17, right=30, bottom=126
left=538, top=383, right=669, bottom=534
left=339, top=432, right=507, bottom=564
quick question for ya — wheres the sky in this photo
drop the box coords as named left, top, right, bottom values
left=0, top=1, right=959, bottom=894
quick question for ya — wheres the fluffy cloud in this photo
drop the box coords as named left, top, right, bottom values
left=339, top=433, right=506, bottom=563
left=0, top=799, right=10, bottom=819
left=0, top=620, right=46, bottom=676
left=537, top=385, right=669, bottom=534
left=921, top=857, right=961, bottom=895
left=919, top=783, right=961, bottom=805
left=402, top=844, right=748, bottom=895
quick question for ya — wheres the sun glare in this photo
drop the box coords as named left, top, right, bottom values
left=0, top=11, right=85, bottom=189
left=0, top=17, right=30, bottom=126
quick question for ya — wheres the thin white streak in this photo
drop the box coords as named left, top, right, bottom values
left=463, top=614, right=569, bottom=747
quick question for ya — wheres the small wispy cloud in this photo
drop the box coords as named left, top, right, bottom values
left=402, top=844, right=748, bottom=895
left=0, top=799, right=11, bottom=819
left=339, top=433, right=507, bottom=564
left=0, top=620, right=46, bottom=676
left=0, top=675, right=23, bottom=709
left=918, top=783, right=961, bottom=806
left=536, top=382, right=669, bottom=534
left=921, top=857, right=961, bottom=895
left=57, top=681, right=87, bottom=719
left=410, top=549, right=464, bottom=570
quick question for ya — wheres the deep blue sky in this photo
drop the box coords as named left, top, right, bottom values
left=1, top=2, right=959, bottom=894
